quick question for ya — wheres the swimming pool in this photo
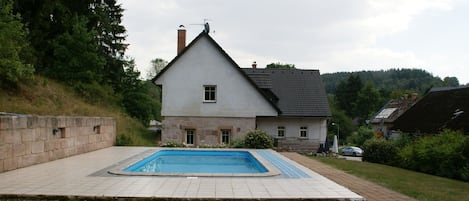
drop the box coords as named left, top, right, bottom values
left=109, top=149, right=281, bottom=177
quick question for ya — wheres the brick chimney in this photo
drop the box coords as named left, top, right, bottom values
left=177, top=25, right=186, bottom=55
left=252, top=61, right=257, bottom=69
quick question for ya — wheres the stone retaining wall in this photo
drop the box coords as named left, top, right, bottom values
left=0, top=115, right=116, bottom=173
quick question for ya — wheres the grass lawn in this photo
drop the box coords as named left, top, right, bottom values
left=313, top=157, right=469, bottom=201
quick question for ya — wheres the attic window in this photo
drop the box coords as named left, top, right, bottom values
left=204, top=85, right=216, bottom=102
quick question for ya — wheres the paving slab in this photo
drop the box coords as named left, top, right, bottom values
left=0, top=147, right=363, bottom=200
left=281, top=152, right=418, bottom=201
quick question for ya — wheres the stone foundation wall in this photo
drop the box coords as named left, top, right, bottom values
left=257, top=117, right=327, bottom=153
left=161, top=116, right=256, bottom=146
left=274, top=137, right=320, bottom=153
left=0, top=115, right=116, bottom=173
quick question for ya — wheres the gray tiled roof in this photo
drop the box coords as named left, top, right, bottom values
left=243, top=68, right=331, bottom=117
left=392, top=86, right=469, bottom=134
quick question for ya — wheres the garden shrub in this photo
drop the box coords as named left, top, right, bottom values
left=398, top=130, right=469, bottom=181
left=199, top=144, right=227, bottom=148
left=347, top=126, right=374, bottom=147
left=115, top=134, right=133, bottom=146
left=243, top=130, right=273, bottom=149
left=362, top=138, right=399, bottom=165
left=161, top=141, right=185, bottom=147
left=230, top=138, right=245, bottom=148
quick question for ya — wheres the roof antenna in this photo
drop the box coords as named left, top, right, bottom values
left=190, top=19, right=214, bottom=34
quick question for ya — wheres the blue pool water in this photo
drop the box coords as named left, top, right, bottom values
left=124, top=150, right=268, bottom=174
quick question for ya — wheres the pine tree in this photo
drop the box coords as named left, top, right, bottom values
left=0, top=0, right=34, bottom=88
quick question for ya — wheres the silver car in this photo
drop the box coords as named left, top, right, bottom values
left=341, top=146, right=363, bottom=157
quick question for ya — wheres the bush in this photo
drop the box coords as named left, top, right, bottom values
left=347, top=126, right=374, bottom=147
left=115, top=134, right=133, bottom=146
left=398, top=130, right=469, bottom=181
left=230, top=138, right=245, bottom=148
left=362, top=138, right=399, bottom=165
left=243, top=130, right=273, bottom=149
left=161, top=141, right=185, bottom=147
left=199, top=144, right=227, bottom=148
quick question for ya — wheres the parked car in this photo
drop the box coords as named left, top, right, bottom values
left=341, top=146, right=363, bottom=157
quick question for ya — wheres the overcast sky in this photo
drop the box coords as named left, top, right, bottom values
left=119, top=0, right=469, bottom=84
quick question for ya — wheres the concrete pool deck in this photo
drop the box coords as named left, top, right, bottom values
left=0, top=147, right=363, bottom=200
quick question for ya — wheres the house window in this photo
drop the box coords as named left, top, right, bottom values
left=221, top=130, right=231, bottom=144
left=277, top=126, right=285, bottom=137
left=185, top=129, right=195, bottom=145
left=300, top=126, right=308, bottom=138
left=204, top=85, right=216, bottom=102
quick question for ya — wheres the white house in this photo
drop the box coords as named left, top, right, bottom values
left=152, top=28, right=330, bottom=153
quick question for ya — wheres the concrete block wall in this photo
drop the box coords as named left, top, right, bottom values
left=0, top=115, right=116, bottom=173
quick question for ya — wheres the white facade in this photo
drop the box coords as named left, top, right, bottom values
left=154, top=36, right=278, bottom=118
left=257, top=117, right=328, bottom=142
left=153, top=33, right=330, bottom=152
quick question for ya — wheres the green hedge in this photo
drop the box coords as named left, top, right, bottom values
left=399, top=130, right=469, bottom=181
left=363, top=130, right=469, bottom=181
left=362, top=138, right=399, bottom=166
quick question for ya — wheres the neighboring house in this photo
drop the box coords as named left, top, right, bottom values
left=369, top=93, right=418, bottom=139
left=152, top=28, right=330, bottom=153
left=391, top=86, right=469, bottom=135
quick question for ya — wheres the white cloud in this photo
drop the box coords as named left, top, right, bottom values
left=320, top=47, right=425, bottom=72
left=120, top=0, right=468, bottom=84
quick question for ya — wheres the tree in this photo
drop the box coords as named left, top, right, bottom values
left=13, top=0, right=85, bottom=74
left=147, top=58, right=168, bottom=79
left=443, top=77, right=459, bottom=86
left=353, top=82, right=383, bottom=121
left=49, top=15, right=105, bottom=85
left=321, top=69, right=455, bottom=95
left=327, top=96, right=356, bottom=143
left=335, top=74, right=363, bottom=117
left=266, top=62, right=295, bottom=69
left=347, top=126, right=374, bottom=147
left=91, top=0, right=128, bottom=92
left=121, top=59, right=160, bottom=124
left=328, top=107, right=355, bottom=143
left=0, top=0, right=34, bottom=88
left=13, top=0, right=128, bottom=93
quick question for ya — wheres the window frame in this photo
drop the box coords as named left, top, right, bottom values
left=221, top=129, right=231, bottom=144
left=203, top=85, right=217, bottom=102
left=299, top=126, right=308, bottom=138
left=185, top=129, right=195, bottom=145
left=277, top=126, right=285, bottom=138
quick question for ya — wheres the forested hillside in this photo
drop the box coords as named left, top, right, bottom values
left=0, top=0, right=160, bottom=145
left=1, top=0, right=464, bottom=147
left=322, top=69, right=460, bottom=95
left=323, top=69, right=461, bottom=143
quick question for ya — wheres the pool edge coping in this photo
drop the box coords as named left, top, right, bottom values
left=107, top=148, right=282, bottom=177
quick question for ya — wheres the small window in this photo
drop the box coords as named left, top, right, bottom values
left=300, top=126, right=308, bottom=138
left=277, top=126, right=285, bottom=137
left=185, top=129, right=195, bottom=145
left=221, top=130, right=230, bottom=144
left=204, top=85, right=216, bottom=102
